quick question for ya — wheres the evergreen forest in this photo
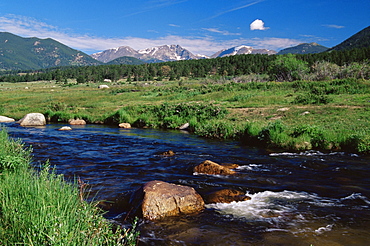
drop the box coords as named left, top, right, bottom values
left=1, top=46, right=369, bottom=83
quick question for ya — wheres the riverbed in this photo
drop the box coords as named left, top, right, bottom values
left=5, top=123, right=370, bottom=245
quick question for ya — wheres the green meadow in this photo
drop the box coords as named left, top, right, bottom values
left=1, top=76, right=369, bottom=153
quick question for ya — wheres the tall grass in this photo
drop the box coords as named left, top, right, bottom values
left=0, top=129, right=139, bottom=245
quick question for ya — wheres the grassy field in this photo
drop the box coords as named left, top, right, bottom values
left=0, top=77, right=369, bottom=153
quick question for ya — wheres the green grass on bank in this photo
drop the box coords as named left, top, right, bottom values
left=0, top=129, right=139, bottom=245
left=0, top=77, right=369, bottom=153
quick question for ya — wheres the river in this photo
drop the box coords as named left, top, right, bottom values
left=5, top=123, right=370, bottom=245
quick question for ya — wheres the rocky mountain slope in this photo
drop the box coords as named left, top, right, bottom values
left=328, top=25, right=370, bottom=51
left=91, top=44, right=202, bottom=63
left=92, top=44, right=276, bottom=63
left=211, top=45, right=276, bottom=58
left=0, top=32, right=101, bottom=70
left=277, top=42, right=328, bottom=55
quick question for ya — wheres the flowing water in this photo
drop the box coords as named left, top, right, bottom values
left=5, top=123, right=370, bottom=246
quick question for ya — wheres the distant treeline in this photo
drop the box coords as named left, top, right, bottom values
left=0, top=46, right=369, bottom=83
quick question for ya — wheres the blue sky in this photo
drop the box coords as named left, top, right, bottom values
left=0, top=0, right=369, bottom=56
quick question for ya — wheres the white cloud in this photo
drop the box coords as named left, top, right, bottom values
left=203, top=28, right=241, bottom=36
left=322, top=24, right=345, bottom=29
left=205, top=0, right=264, bottom=21
left=250, top=19, right=269, bottom=30
left=0, top=14, right=301, bottom=55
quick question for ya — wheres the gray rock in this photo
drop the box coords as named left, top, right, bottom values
left=179, top=122, right=189, bottom=130
left=18, top=113, right=46, bottom=126
left=58, top=126, right=72, bottom=131
left=98, top=85, right=109, bottom=89
left=0, top=116, right=15, bottom=123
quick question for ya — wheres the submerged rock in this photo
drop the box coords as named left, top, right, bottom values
left=130, top=180, right=204, bottom=220
left=205, top=189, right=251, bottom=204
left=158, top=150, right=175, bottom=157
left=0, top=116, right=15, bottom=123
left=193, top=160, right=238, bottom=175
left=18, top=113, right=46, bottom=126
left=58, top=126, right=72, bottom=131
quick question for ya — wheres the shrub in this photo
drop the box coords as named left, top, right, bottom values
left=194, top=119, right=243, bottom=139
left=290, top=124, right=323, bottom=138
left=268, top=54, right=309, bottom=81
left=292, top=91, right=332, bottom=105
left=290, top=125, right=331, bottom=149
left=258, top=120, right=285, bottom=143
left=162, top=115, right=184, bottom=129
left=104, top=108, right=135, bottom=125
left=227, top=94, right=254, bottom=102
left=340, top=61, right=370, bottom=80
left=343, top=134, right=370, bottom=153
left=310, top=61, right=340, bottom=81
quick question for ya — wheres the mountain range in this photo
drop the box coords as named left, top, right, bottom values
left=210, top=45, right=276, bottom=58
left=328, top=25, right=370, bottom=51
left=277, top=43, right=328, bottom=55
left=0, top=25, right=369, bottom=70
left=0, top=32, right=100, bottom=70
left=91, top=44, right=276, bottom=63
left=90, top=44, right=204, bottom=63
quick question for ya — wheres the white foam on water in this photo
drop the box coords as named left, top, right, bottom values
left=193, top=172, right=230, bottom=178
left=269, top=150, right=350, bottom=157
left=314, top=224, right=334, bottom=234
left=206, top=190, right=317, bottom=221
left=341, top=193, right=370, bottom=205
left=236, top=164, right=270, bottom=172
left=206, top=190, right=365, bottom=222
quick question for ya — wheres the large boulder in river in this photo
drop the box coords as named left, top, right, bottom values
left=204, top=189, right=251, bottom=204
left=0, top=116, right=15, bottom=123
left=18, top=113, right=46, bottom=126
left=130, top=180, right=205, bottom=220
left=193, top=160, right=237, bottom=175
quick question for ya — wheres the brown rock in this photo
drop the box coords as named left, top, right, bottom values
left=193, top=160, right=236, bottom=175
left=205, top=189, right=251, bottom=204
left=159, top=150, right=175, bottom=157
left=130, top=180, right=205, bottom=220
left=220, top=163, right=240, bottom=169
left=69, top=119, right=86, bottom=125
left=119, top=123, right=131, bottom=128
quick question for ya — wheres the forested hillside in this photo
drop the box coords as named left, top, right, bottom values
left=0, top=32, right=101, bottom=70
left=0, top=46, right=369, bottom=83
left=329, top=26, right=370, bottom=51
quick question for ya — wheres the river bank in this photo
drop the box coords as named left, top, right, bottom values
left=0, top=128, right=139, bottom=245
left=0, top=78, right=369, bottom=153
